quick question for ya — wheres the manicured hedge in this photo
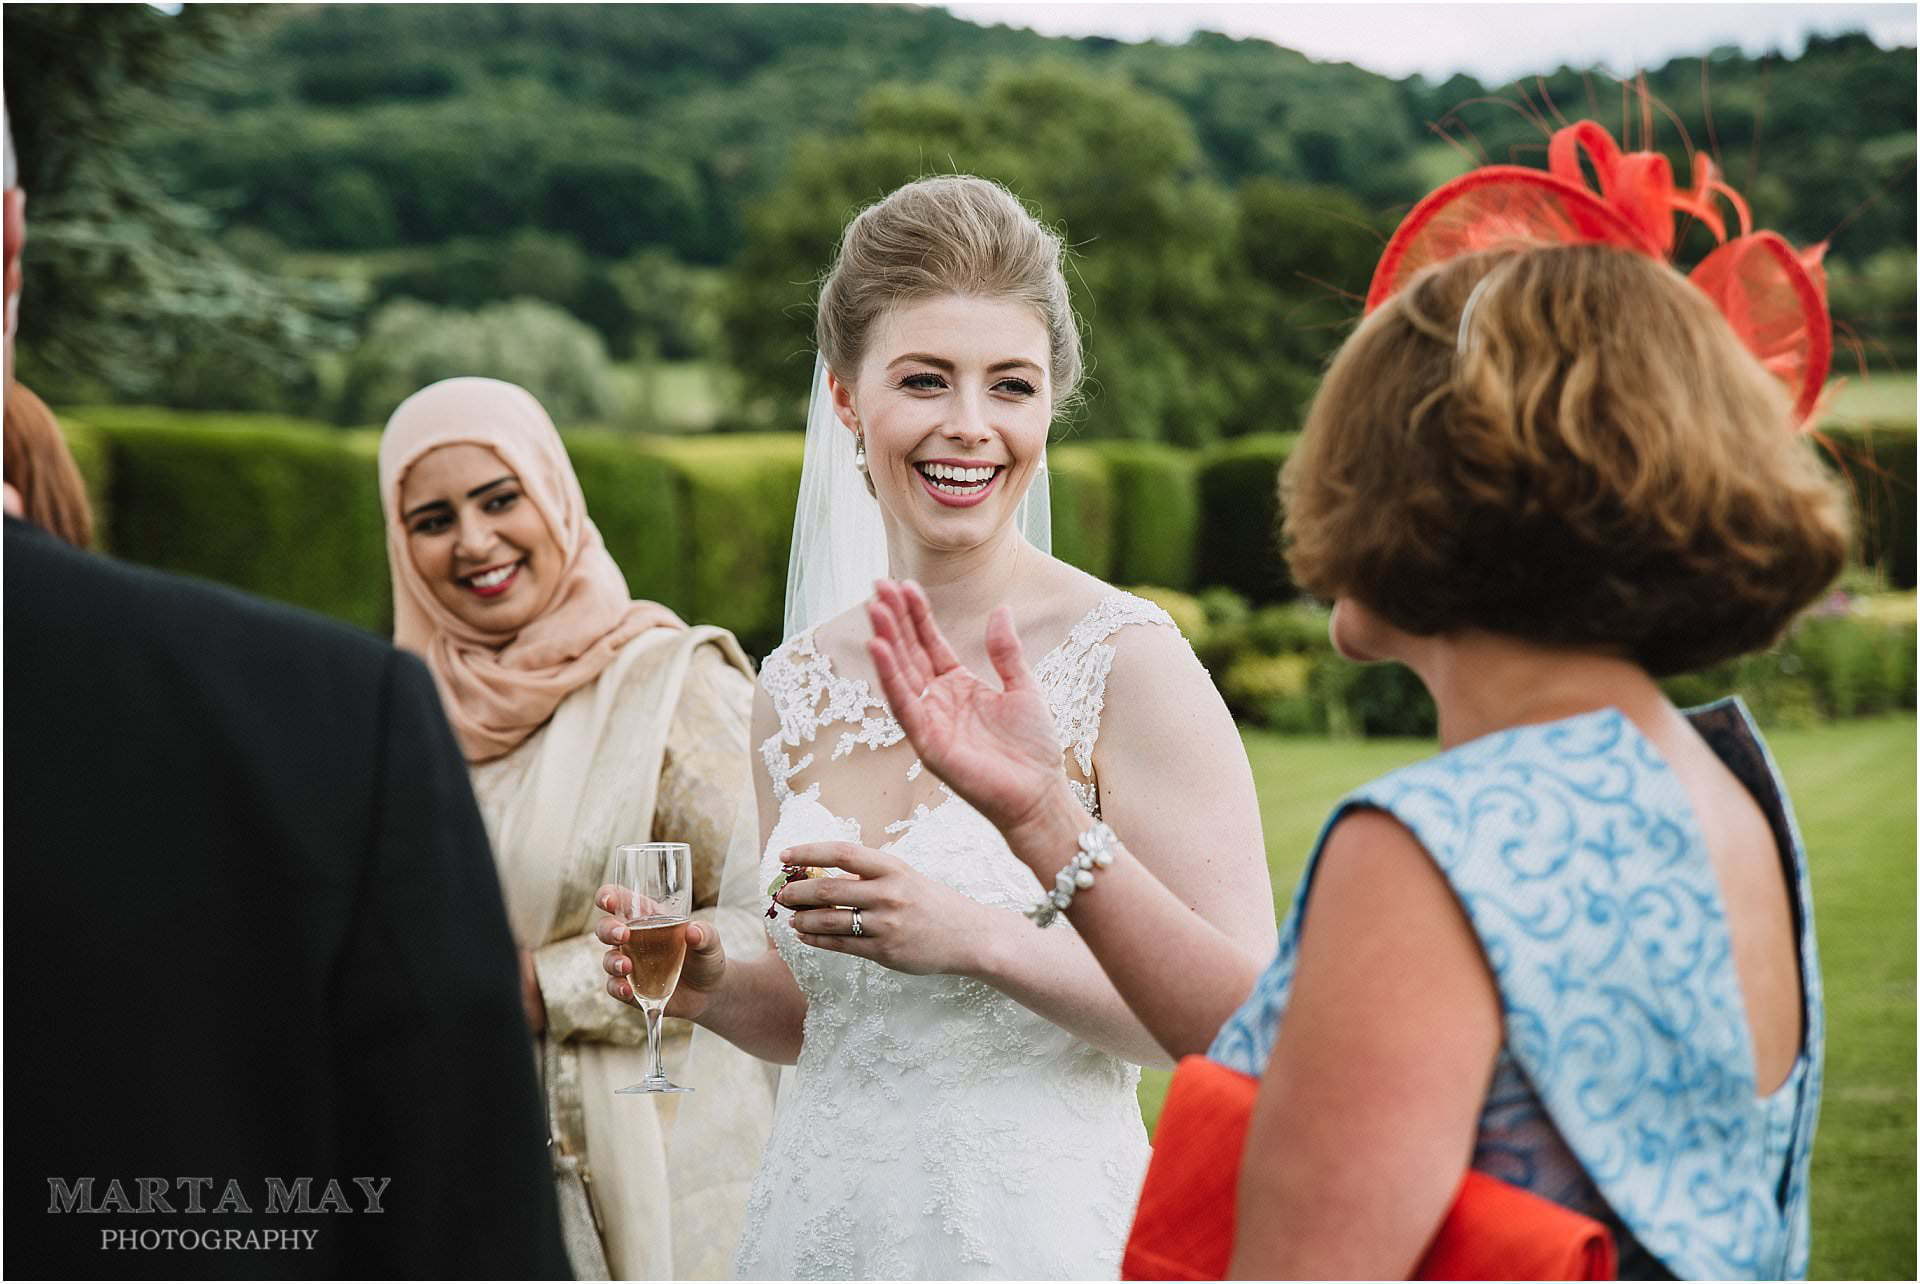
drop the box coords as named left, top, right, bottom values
left=1821, top=422, right=1916, bottom=589
left=1195, top=433, right=1297, bottom=605
left=56, top=416, right=113, bottom=549
left=565, top=430, right=686, bottom=610
left=638, top=434, right=804, bottom=659
left=53, top=407, right=1918, bottom=690
left=98, top=417, right=391, bottom=634
left=1046, top=444, right=1114, bottom=581
left=1088, top=441, right=1199, bottom=590
left=1159, top=585, right=1916, bottom=737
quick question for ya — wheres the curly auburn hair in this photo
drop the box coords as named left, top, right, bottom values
left=1281, top=243, right=1848, bottom=677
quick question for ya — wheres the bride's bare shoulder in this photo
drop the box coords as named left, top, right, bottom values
left=808, top=601, right=885, bottom=679
left=1018, top=557, right=1114, bottom=642
left=1096, top=590, right=1223, bottom=727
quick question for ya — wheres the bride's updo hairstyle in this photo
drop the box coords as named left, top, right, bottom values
left=816, top=175, right=1083, bottom=413
left=1283, top=243, right=1848, bottom=676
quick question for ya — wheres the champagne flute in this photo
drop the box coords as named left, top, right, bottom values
left=609, top=841, right=694, bottom=1094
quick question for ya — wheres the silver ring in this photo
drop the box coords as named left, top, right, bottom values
left=850, top=908, right=864, bottom=938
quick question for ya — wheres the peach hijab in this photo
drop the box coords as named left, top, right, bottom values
left=379, top=377, right=682, bottom=763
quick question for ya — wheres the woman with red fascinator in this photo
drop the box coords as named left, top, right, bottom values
left=859, top=123, right=1845, bottom=1280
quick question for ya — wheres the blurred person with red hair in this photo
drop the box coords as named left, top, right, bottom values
left=4, top=380, right=93, bottom=547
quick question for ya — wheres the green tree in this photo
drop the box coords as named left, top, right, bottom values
left=1217, top=181, right=1384, bottom=435
left=310, top=168, right=399, bottom=250
left=4, top=4, right=354, bottom=406
left=336, top=297, right=617, bottom=426
left=719, top=61, right=1255, bottom=444
left=609, top=248, right=723, bottom=361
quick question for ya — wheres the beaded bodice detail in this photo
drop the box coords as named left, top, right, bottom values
left=735, top=592, right=1176, bottom=1280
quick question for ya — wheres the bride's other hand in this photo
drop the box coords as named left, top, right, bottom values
left=595, top=883, right=726, bottom=1021
left=777, top=841, right=996, bottom=977
left=866, top=578, right=1066, bottom=835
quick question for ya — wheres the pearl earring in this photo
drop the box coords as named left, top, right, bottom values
left=853, top=432, right=867, bottom=473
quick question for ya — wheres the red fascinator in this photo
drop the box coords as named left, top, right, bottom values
left=1365, top=120, right=1831, bottom=425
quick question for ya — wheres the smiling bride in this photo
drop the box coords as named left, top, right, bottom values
left=596, top=175, right=1277, bottom=1279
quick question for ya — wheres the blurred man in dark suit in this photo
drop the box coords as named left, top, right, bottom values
left=3, top=100, right=570, bottom=1280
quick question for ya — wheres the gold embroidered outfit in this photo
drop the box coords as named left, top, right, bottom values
left=471, top=625, right=777, bottom=1280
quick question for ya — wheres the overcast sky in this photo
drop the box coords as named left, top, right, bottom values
left=942, top=3, right=1916, bottom=82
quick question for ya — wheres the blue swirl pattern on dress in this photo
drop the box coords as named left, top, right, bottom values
left=1209, top=699, right=1822, bottom=1281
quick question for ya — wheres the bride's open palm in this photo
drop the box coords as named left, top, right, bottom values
left=865, top=579, right=1067, bottom=834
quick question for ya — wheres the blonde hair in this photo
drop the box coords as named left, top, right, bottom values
left=816, top=175, right=1082, bottom=411
left=1282, top=243, right=1849, bottom=676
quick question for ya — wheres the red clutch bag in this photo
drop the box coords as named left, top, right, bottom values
left=1122, top=1056, right=1617, bottom=1281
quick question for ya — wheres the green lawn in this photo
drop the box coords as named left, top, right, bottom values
left=1138, top=716, right=1915, bottom=1280
left=1824, top=373, right=1918, bottom=427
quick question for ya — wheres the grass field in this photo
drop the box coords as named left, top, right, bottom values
left=1824, top=373, right=1918, bottom=427
left=1137, top=716, right=1916, bottom=1279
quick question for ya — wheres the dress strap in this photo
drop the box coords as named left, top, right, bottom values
left=1037, top=592, right=1180, bottom=785
left=757, top=634, right=824, bottom=804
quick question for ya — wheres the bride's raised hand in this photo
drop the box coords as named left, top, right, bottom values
left=866, top=578, right=1065, bottom=835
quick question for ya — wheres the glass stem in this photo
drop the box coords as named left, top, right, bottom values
left=644, top=1001, right=667, bottom=1082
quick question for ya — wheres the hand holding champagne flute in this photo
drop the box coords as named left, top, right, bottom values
left=604, top=842, right=694, bottom=1094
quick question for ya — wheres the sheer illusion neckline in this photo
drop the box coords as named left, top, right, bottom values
left=761, top=590, right=1172, bottom=846
left=792, top=591, right=1121, bottom=736
left=781, top=595, right=1117, bottom=845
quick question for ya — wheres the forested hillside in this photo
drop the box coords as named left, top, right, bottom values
left=6, top=4, right=1912, bottom=434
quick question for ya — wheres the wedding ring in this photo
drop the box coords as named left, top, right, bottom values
left=850, top=908, right=865, bottom=938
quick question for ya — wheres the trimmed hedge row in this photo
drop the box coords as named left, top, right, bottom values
left=1047, top=444, right=1115, bottom=582
left=1195, top=433, right=1297, bottom=605
left=53, top=409, right=1915, bottom=661
left=55, top=417, right=113, bottom=549
left=1136, top=585, right=1917, bottom=737
left=639, top=434, right=804, bottom=657
left=58, top=413, right=1165, bottom=656
left=1087, top=441, right=1199, bottom=589
left=1821, top=423, right=1917, bottom=589
left=564, top=429, right=686, bottom=615
left=59, top=411, right=811, bottom=655
left=100, top=420, right=391, bottom=634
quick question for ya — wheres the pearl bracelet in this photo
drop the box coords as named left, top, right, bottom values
left=1026, top=821, right=1117, bottom=927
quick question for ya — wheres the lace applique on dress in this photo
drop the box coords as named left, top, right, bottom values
left=759, top=592, right=1178, bottom=821
left=738, top=591, right=1180, bottom=1280
left=1033, top=593, right=1178, bottom=818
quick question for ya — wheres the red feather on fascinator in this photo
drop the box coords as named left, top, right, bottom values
left=1365, top=120, right=1832, bottom=425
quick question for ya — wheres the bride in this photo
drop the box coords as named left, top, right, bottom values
left=598, top=175, right=1276, bottom=1279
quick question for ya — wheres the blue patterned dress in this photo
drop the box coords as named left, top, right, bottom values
left=1209, top=699, right=1823, bottom=1280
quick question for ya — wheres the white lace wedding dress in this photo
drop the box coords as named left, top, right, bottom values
left=733, top=591, right=1176, bottom=1280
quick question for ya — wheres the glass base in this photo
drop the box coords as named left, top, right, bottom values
left=616, top=1078, right=693, bottom=1094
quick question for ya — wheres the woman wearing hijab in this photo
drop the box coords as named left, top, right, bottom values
left=379, top=377, right=776, bottom=1280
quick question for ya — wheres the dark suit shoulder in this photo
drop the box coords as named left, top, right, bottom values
left=5, top=519, right=420, bottom=874
left=6, top=518, right=393, bottom=677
